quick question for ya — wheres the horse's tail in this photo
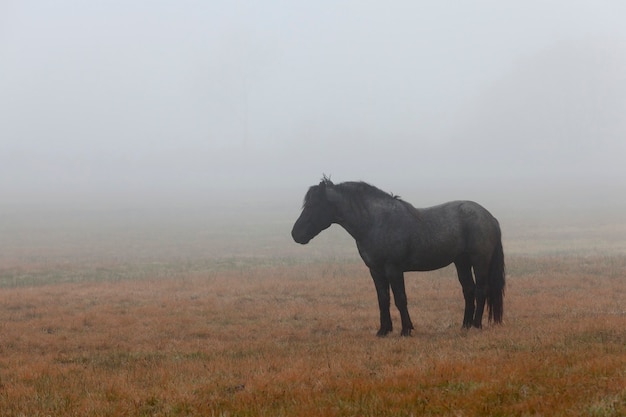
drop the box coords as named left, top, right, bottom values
left=487, top=229, right=505, bottom=324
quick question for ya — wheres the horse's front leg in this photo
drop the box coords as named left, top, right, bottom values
left=370, top=269, right=392, bottom=337
left=388, top=269, right=414, bottom=336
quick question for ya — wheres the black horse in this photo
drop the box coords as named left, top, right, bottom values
left=291, top=177, right=505, bottom=337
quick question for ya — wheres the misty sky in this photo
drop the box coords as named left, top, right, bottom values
left=1, top=1, right=625, bottom=207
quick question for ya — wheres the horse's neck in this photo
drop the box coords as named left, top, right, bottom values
left=333, top=195, right=379, bottom=241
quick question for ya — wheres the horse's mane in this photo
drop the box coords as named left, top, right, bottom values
left=335, top=181, right=400, bottom=203
left=334, top=180, right=421, bottom=218
left=303, top=177, right=417, bottom=217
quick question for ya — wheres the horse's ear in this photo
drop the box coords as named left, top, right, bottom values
left=321, top=174, right=333, bottom=187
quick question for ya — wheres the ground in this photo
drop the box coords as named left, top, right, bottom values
left=0, top=207, right=624, bottom=416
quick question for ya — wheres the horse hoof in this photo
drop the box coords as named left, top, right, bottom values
left=376, top=329, right=391, bottom=337
left=400, top=330, right=412, bottom=337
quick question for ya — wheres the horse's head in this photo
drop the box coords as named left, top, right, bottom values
left=291, top=178, right=337, bottom=244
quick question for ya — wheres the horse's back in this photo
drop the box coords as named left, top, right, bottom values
left=415, top=200, right=500, bottom=259
left=357, top=198, right=500, bottom=271
left=442, top=200, right=501, bottom=258
left=421, top=200, right=498, bottom=230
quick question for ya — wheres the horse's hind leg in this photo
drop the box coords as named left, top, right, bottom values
left=471, top=259, right=490, bottom=328
left=454, top=258, right=475, bottom=329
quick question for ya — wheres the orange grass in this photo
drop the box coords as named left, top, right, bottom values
left=0, top=256, right=625, bottom=416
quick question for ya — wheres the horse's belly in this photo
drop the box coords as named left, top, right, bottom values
left=358, top=243, right=455, bottom=272
left=407, top=258, right=454, bottom=272
left=403, top=242, right=460, bottom=271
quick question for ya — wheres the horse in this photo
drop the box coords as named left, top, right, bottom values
left=291, top=177, right=505, bottom=337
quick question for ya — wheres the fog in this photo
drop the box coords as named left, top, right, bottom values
left=1, top=1, right=626, bottom=214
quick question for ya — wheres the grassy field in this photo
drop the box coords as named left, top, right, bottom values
left=0, top=205, right=625, bottom=416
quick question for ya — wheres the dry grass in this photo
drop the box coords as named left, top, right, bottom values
left=0, top=255, right=625, bottom=416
